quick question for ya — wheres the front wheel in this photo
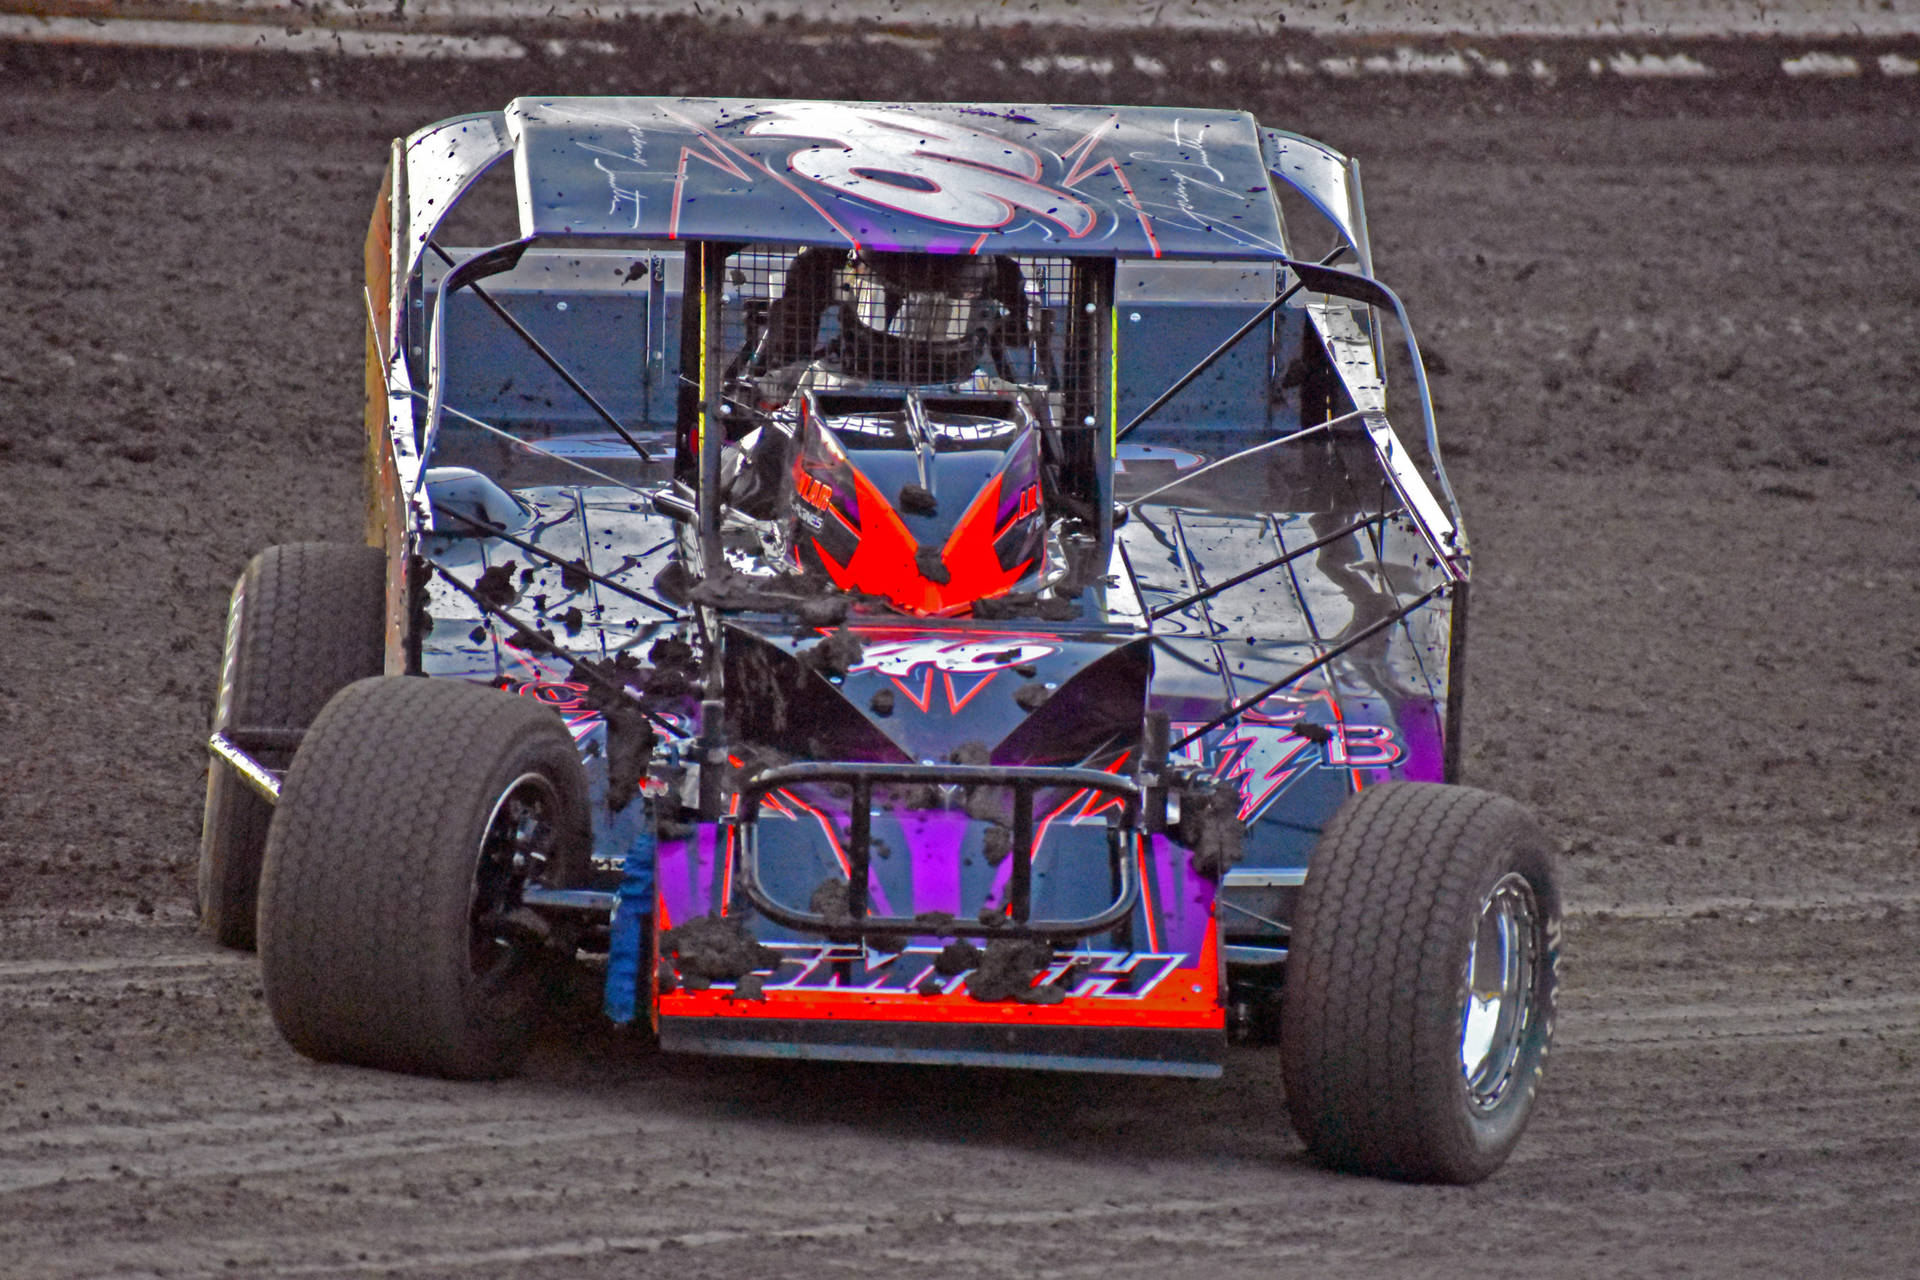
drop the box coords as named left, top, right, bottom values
left=198, top=543, right=385, bottom=950
left=1280, top=782, right=1561, bottom=1184
left=257, top=677, right=590, bottom=1079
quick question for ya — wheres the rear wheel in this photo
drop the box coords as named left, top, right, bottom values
left=1280, top=782, right=1560, bottom=1184
left=198, top=543, right=385, bottom=950
left=257, top=677, right=590, bottom=1080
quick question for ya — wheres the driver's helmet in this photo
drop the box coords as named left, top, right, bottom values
left=839, top=251, right=996, bottom=382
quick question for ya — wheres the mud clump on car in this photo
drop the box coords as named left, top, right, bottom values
left=965, top=939, right=1062, bottom=1003
left=914, top=546, right=951, bottom=585
left=725, top=973, right=768, bottom=1002
left=723, top=743, right=792, bottom=794
left=1178, top=779, right=1246, bottom=878
left=869, top=687, right=895, bottom=716
left=474, top=561, right=519, bottom=610
left=897, top=483, right=938, bottom=517
left=808, top=875, right=857, bottom=942
left=661, top=914, right=778, bottom=984
left=982, top=826, right=1013, bottom=865
left=1012, top=681, right=1050, bottom=711
left=798, top=625, right=863, bottom=678
left=932, top=938, right=983, bottom=976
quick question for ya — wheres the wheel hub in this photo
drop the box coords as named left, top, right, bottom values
left=471, top=772, right=559, bottom=975
left=1459, top=871, right=1541, bottom=1112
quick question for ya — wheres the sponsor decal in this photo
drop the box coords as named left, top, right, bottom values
left=846, top=635, right=1058, bottom=714
left=723, top=942, right=1185, bottom=999
left=850, top=636, right=1056, bottom=678
left=1182, top=693, right=1404, bottom=822
left=746, top=103, right=1097, bottom=237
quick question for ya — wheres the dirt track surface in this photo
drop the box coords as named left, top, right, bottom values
left=1, top=28, right=1917, bottom=1278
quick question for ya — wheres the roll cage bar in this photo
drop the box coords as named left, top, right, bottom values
left=391, top=230, right=1466, bottom=849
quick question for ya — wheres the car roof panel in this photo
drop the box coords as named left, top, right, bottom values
left=502, top=97, right=1288, bottom=260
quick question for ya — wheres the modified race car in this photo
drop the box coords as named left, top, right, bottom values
left=200, top=97, right=1560, bottom=1184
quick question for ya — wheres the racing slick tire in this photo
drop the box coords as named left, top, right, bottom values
left=257, top=677, right=592, bottom=1080
left=1280, top=782, right=1561, bottom=1184
left=198, top=543, right=386, bottom=951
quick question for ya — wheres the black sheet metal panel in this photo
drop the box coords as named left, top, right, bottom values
left=503, top=98, right=1287, bottom=259
left=660, top=1016, right=1224, bottom=1079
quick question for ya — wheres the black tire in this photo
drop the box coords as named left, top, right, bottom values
left=1280, top=782, right=1561, bottom=1184
left=257, top=677, right=591, bottom=1080
left=199, top=543, right=386, bottom=950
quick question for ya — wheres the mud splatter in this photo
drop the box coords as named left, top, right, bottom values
left=559, top=559, right=591, bottom=593
left=661, top=913, right=778, bottom=982
left=649, top=636, right=694, bottom=667
left=724, top=742, right=792, bottom=792
left=869, top=687, right=895, bottom=716
left=474, top=561, right=519, bottom=609
left=798, top=625, right=864, bottom=678
left=1177, top=780, right=1245, bottom=878
left=809, top=876, right=854, bottom=926
left=949, top=742, right=990, bottom=766
left=1290, top=720, right=1332, bottom=744
left=965, top=938, right=1056, bottom=1002
left=971, top=591, right=1076, bottom=622
left=897, top=483, right=938, bottom=516
left=914, top=546, right=951, bottom=585
left=653, top=561, right=694, bottom=604
left=559, top=605, right=584, bottom=635
left=797, top=594, right=850, bottom=627
left=1013, top=681, right=1050, bottom=711
left=982, top=826, right=1013, bottom=865
left=932, top=939, right=983, bottom=976
left=724, top=973, right=768, bottom=1002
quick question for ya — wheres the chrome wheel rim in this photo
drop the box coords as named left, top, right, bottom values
left=1459, top=871, right=1542, bottom=1112
left=470, top=772, right=558, bottom=978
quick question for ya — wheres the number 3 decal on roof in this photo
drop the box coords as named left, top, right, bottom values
left=747, top=103, right=1096, bottom=238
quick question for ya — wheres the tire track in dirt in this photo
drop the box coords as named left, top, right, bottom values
left=1560, top=990, right=1920, bottom=1050
left=0, top=1101, right=627, bottom=1195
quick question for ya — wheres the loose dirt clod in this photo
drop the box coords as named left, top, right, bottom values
left=982, top=826, right=1013, bottom=865
left=725, top=973, right=768, bottom=1002
left=809, top=876, right=853, bottom=925
left=648, top=637, right=694, bottom=667
left=662, top=914, right=778, bottom=982
left=869, top=688, right=895, bottom=716
left=1177, top=780, right=1245, bottom=878
left=474, top=562, right=519, bottom=609
left=914, top=546, right=951, bottom=585
left=897, top=483, right=938, bottom=516
left=799, top=625, right=863, bottom=678
left=965, top=938, right=1055, bottom=1002
left=932, top=939, right=983, bottom=976
left=1013, top=681, right=1050, bottom=711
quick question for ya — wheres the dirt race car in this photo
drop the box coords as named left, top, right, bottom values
left=199, top=96, right=1560, bottom=1184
